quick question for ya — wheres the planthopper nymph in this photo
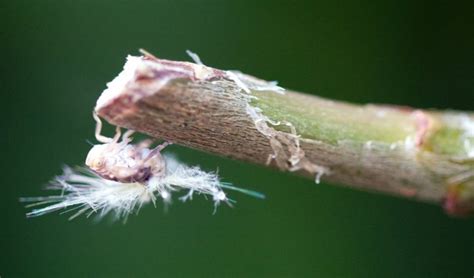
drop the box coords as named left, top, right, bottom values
left=85, top=112, right=169, bottom=183
left=21, top=113, right=264, bottom=221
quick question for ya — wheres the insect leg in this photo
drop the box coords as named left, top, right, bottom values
left=138, top=139, right=153, bottom=148
left=122, top=129, right=135, bottom=143
left=93, top=111, right=121, bottom=143
left=144, top=142, right=171, bottom=161
left=112, top=126, right=122, bottom=143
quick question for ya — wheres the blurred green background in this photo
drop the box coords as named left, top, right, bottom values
left=1, top=0, right=473, bottom=277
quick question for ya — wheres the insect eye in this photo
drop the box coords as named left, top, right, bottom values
left=95, top=160, right=104, bottom=167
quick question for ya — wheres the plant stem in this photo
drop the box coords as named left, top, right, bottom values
left=95, top=54, right=474, bottom=216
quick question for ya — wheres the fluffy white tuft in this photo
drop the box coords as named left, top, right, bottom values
left=21, top=156, right=264, bottom=221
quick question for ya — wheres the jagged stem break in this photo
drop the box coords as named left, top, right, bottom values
left=95, top=53, right=474, bottom=216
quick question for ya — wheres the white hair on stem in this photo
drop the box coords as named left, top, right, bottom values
left=21, top=155, right=264, bottom=222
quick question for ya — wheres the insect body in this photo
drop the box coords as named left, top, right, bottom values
left=86, top=112, right=169, bottom=183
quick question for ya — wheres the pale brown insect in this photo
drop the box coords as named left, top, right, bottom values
left=85, top=112, right=170, bottom=183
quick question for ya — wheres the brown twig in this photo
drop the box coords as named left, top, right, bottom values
left=95, top=54, right=474, bottom=216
